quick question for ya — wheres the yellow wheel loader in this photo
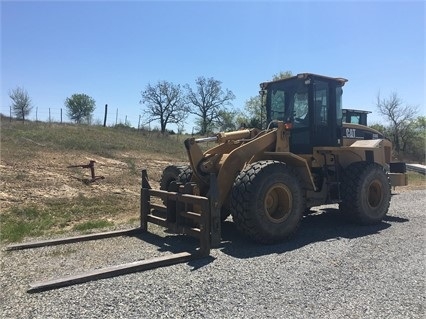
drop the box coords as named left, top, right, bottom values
left=156, top=73, right=407, bottom=244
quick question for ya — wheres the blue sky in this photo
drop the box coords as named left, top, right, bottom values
left=1, top=0, right=425, bottom=131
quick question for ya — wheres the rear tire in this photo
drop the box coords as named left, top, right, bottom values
left=159, top=165, right=189, bottom=191
left=179, top=168, right=230, bottom=222
left=339, top=162, right=391, bottom=224
left=177, top=166, right=193, bottom=184
left=230, top=160, right=304, bottom=244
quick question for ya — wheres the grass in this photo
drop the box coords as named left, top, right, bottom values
left=0, top=120, right=189, bottom=161
left=72, top=220, right=114, bottom=232
left=1, top=206, right=53, bottom=242
left=0, top=194, right=136, bottom=242
left=407, top=171, right=426, bottom=187
left=123, top=157, right=139, bottom=176
left=0, top=119, right=195, bottom=243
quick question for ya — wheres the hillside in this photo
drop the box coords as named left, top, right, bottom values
left=0, top=119, right=190, bottom=241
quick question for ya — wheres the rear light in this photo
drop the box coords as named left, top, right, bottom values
left=284, top=122, right=293, bottom=130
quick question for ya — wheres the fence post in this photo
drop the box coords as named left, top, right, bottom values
left=103, top=104, right=108, bottom=127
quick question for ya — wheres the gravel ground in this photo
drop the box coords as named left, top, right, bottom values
left=1, top=189, right=425, bottom=319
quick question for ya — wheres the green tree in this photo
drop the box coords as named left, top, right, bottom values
left=185, top=76, right=235, bottom=135
left=369, top=123, right=389, bottom=136
left=272, top=70, right=293, bottom=81
left=242, top=96, right=264, bottom=128
left=65, top=93, right=96, bottom=124
left=403, top=116, right=426, bottom=162
left=243, top=70, right=293, bottom=128
left=217, top=109, right=238, bottom=132
left=9, top=87, right=33, bottom=122
left=140, top=81, right=187, bottom=134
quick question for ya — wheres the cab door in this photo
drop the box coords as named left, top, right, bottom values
left=311, top=80, right=340, bottom=148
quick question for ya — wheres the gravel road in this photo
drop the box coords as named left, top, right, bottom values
left=1, top=189, right=425, bottom=319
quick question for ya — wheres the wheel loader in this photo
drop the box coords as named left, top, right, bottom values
left=7, top=73, right=408, bottom=293
left=341, top=108, right=385, bottom=146
left=156, top=73, right=407, bottom=245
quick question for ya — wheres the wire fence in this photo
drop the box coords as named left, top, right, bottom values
left=0, top=105, right=144, bottom=129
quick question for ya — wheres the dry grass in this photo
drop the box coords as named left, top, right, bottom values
left=0, top=119, right=190, bottom=242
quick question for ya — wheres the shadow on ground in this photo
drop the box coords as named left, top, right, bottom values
left=8, top=208, right=408, bottom=292
left=130, top=208, right=409, bottom=268
left=219, top=208, right=409, bottom=259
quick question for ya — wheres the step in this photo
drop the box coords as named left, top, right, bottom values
left=179, top=210, right=202, bottom=221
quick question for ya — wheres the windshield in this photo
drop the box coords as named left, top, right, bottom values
left=267, top=79, right=309, bottom=127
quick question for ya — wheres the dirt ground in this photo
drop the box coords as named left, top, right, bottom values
left=0, top=149, right=180, bottom=213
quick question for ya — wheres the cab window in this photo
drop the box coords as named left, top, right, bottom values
left=314, top=81, right=329, bottom=126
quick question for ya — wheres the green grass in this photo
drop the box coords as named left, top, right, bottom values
left=0, top=206, right=53, bottom=242
left=123, top=157, right=139, bottom=176
left=0, top=194, right=136, bottom=243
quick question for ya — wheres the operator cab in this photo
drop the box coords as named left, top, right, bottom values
left=261, top=73, right=347, bottom=154
left=342, top=108, right=371, bottom=126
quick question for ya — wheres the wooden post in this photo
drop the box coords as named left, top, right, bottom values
left=140, top=169, right=151, bottom=231
left=103, top=104, right=108, bottom=127
left=60, top=108, right=62, bottom=123
left=140, top=189, right=149, bottom=232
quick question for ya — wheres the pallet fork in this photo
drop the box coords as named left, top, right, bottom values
left=6, top=169, right=221, bottom=293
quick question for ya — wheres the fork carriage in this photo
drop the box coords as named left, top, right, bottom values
left=6, top=169, right=221, bottom=293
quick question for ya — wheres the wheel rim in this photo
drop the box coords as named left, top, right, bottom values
left=264, top=184, right=292, bottom=223
left=367, top=179, right=383, bottom=208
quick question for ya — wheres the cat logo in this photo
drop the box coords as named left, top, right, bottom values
left=346, top=128, right=356, bottom=138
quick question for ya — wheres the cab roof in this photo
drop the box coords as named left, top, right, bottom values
left=260, top=73, right=348, bottom=89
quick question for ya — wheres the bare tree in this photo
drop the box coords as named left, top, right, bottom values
left=9, top=87, right=33, bottom=122
left=376, top=91, right=418, bottom=154
left=185, top=77, right=235, bottom=135
left=140, top=81, right=187, bottom=134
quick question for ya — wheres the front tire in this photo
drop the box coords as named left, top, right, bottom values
left=230, top=160, right=304, bottom=244
left=339, top=162, right=391, bottom=224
